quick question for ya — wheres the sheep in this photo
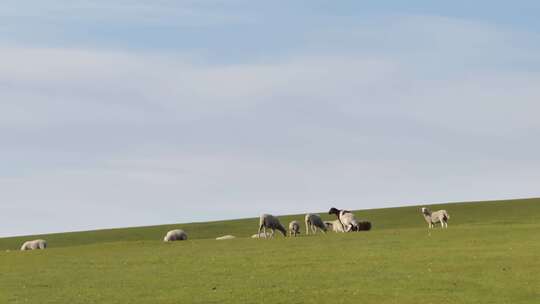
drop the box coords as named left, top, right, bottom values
left=324, top=220, right=345, bottom=232
left=305, top=213, right=327, bottom=235
left=421, top=207, right=450, bottom=229
left=288, top=220, right=300, bottom=237
left=20, top=239, right=47, bottom=251
left=258, top=214, right=287, bottom=238
left=355, top=221, right=372, bottom=231
left=251, top=232, right=273, bottom=239
left=328, top=207, right=360, bottom=232
left=163, top=229, right=188, bottom=242
left=216, top=235, right=236, bottom=240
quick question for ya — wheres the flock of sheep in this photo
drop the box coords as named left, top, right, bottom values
left=254, top=207, right=373, bottom=239
left=18, top=206, right=450, bottom=250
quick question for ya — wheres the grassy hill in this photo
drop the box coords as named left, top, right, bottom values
left=1, top=198, right=539, bottom=303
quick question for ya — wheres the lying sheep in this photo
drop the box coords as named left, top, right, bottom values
left=163, top=229, right=188, bottom=242
left=305, top=213, right=327, bottom=235
left=20, top=239, right=47, bottom=251
left=258, top=214, right=287, bottom=238
left=251, top=232, right=273, bottom=239
left=216, top=235, right=236, bottom=240
left=421, top=207, right=450, bottom=229
left=289, top=220, right=300, bottom=237
left=328, top=207, right=360, bottom=232
left=324, top=220, right=345, bottom=232
left=355, top=221, right=372, bottom=231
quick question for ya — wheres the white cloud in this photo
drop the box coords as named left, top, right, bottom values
left=1, top=14, right=540, bottom=236
left=0, top=1, right=250, bottom=27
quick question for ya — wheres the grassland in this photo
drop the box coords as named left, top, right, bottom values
left=1, top=198, right=539, bottom=303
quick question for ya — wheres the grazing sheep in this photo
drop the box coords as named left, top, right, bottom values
left=328, top=207, right=360, bottom=232
left=324, top=220, right=345, bottom=232
left=216, top=235, right=236, bottom=240
left=305, top=213, right=327, bottom=235
left=251, top=232, right=273, bottom=239
left=258, top=214, right=287, bottom=239
left=20, top=239, right=47, bottom=251
left=289, top=220, right=300, bottom=237
left=421, top=207, right=450, bottom=229
left=163, top=229, right=188, bottom=242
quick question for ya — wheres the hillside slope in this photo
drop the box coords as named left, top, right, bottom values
left=1, top=198, right=538, bottom=250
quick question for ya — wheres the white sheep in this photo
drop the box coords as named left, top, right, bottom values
left=258, top=214, right=287, bottom=238
left=328, top=207, right=360, bottom=232
left=324, top=220, right=345, bottom=232
left=288, top=220, right=300, bottom=237
left=20, top=239, right=47, bottom=251
left=305, top=213, right=327, bottom=235
left=421, top=207, right=450, bottom=229
left=251, top=232, right=273, bottom=238
left=163, top=229, right=188, bottom=242
left=216, top=235, right=236, bottom=240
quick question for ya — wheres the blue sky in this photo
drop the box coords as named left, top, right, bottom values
left=1, top=1, right=540, bottom=237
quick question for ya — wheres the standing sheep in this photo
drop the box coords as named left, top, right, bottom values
left=163, top=229, right=188, bottom=242
left=288, top=221, right=300, bottom=237
left=328, top=207, right=360, bottom=232
left=421, top=207, right=450, bottom=229
left=305, top=213, right=327, bottom=235
left=258, top=214, right=287, bottom=238
left=20, top=239, right=47, bottom=251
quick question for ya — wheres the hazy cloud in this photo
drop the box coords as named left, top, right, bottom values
left=1, top=11, right=539, bottom=236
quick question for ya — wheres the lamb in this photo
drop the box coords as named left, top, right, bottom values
left=288, top=220, right=300, bottom=237
left=421, top=207, right=450, bottom=229
left=251, top=232, right=273, bottom=239
left=355, top=221, right=372, bottom=231
left=163, top=229, right=188, bottom=242
left=328, top=207, right=360, bottom=232
left=20, top=239, right=47, bottom=251
left=258, top=214, right=287, bottom=238
left=216, top=235, right=236, bottom=240
left=324, top=220, right=345, bottom=232
left=305, top=213, right=327, bottom=235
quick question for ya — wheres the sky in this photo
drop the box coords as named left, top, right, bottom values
left=1, top=1, right=540, bottom=237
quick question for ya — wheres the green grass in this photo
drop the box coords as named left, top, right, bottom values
left=1, top=198, right=539, bottom=303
